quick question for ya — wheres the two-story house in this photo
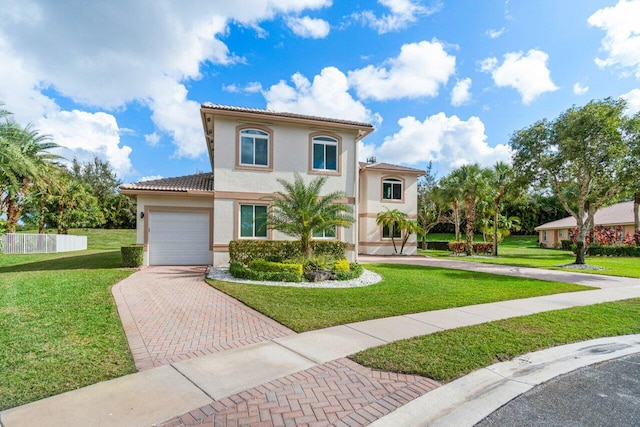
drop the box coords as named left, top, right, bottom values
left=120, top=104, right=423, bottom=266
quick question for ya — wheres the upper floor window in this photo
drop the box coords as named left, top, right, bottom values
left=382, top=178, right=403, bottom=201
left=239, top=204, right=268, bottom=238
left=312, top=136, right=338, bottom=172
left=240, top=129, right=269, bottom=167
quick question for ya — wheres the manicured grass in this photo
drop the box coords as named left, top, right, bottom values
left=419, top=235, right=640, bottom=278
left=0, top=229, right=137, bottom=410
left=209, top=264, right=592, bottom=332
left=351, top=299, right=640, bottom=383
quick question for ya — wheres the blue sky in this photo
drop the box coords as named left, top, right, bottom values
left=1, top=0, right=639, bottom=182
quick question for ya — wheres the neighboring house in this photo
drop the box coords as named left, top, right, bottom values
left=535, top=201, right=636, bottom=248
left=120, top=104, right=423, bottom=266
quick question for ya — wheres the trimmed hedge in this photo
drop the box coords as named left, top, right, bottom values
left=248, top=259, right=304, bottom=276
left=121, top=245, right=143, bottom=267
left=229, top=262, right=303, bottom=282
left=448, top=241, right=466, bottom=255
left=426, top=241, right=450, bottom=251
left=586, top=245, right=640, bottom=257
left=229, top=240, right=347, bottom=266
left=472, top=242, right=493, bottom=255
left=560, top=239, right=573, bottom=251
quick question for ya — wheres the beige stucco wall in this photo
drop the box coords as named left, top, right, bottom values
left=358, top=169, right=419, bottom=255
left=209, top=114, right=359, bottom=265
left=135, top=194, right=215, bottom=265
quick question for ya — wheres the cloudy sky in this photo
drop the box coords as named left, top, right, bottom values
left=1, top=0, right=639, bottom=182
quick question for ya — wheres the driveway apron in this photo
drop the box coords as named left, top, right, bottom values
left=111, top=266, right=294, bottom=371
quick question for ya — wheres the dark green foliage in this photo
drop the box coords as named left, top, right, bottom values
left=229, top=240, right=346, bottom=266
left=120, top=245, right=143, bottom=267
left=426, top=241, right=450, bottom=251
left=229, top=262, right=303, bottom=282
left=587, top=245, right=640, bottom=257
left=248, top=259, right=303, bottom=275
left=560, top=240, right=573, bottom=251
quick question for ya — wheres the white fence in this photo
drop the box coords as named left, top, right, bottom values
left=0, top=233, right=87, bottom=254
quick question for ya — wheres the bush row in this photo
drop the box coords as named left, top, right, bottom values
left=426, top=241, right=450, bottom=251
left=229, top=260, right=363, bottom=282
left=121, top=245, right=143, bottom=267
left=447, top=241, right=493, bottom=255
left=229, top=262, right=303, bottom=282
left=229, top=240, right=347, bottom=266
left=586, top=245, right=640, bottom=257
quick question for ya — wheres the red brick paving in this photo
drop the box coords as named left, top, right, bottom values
left=155, top=358, right=440, bottom=427
left=111, top=266, right=294, bottom=370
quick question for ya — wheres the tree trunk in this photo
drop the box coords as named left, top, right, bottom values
left=635, top=192, right=639, bottom=232
left=464, top=200, right=475, bottom=256
left=38, top=199, right=45, bottom=234
left=492, top=200, right=499, bottom=257
left=453, top=201, right=460, bottom=242
left=574, top=224, right=588, bottom=265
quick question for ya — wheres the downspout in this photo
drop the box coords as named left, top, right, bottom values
left=353, top=130, right=360, bottom=261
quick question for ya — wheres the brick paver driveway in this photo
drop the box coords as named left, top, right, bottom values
left=111, top=266, right=294, bottom=370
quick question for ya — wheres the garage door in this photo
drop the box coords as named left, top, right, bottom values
left=148, top=211, right=210, bottom=265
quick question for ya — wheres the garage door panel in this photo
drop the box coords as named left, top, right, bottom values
left=148, top=211, right=210, bottom=265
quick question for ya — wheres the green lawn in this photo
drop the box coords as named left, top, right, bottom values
left=419, top=235, right=640, bottom=278
left=351, top=298, right=640, bottom=383
left=209, top=263, right=592, bottom=332
left=0, top=228, right=137, bottom=410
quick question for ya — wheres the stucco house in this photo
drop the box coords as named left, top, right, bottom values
left=120, top=104, right=423, bottom=266
left=535, top=201, right=637, bottom=248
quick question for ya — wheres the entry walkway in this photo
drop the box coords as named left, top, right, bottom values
left=3, top=259, right=640, bottom=426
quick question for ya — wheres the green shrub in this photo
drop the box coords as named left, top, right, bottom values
left=560, top=240, right=573, bottom=251
left=248, top=259, right=303, bottom=276
left=426, top=241, right=450, bottom=251
left=587, top=245, right=640, bottom=257
left=332, top=258, right=350, bottom=273
left=335, top=262, right=364, bottom=281
left=472, top=242, right=493, bottom=255
left=121, top=245, right=143, bottom=267
left=229, top=240, right=347, bottom=266
left=229, top=262, right=303, bottom=282
left=448, top=241, right=466, bottom=255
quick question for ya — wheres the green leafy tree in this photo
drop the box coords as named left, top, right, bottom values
left=416, top=162, right=448, bottom=248
left=266, top=173, right=354, bottom=258
left=438, top=173, right=464, bottom=242
left=510, top=98, right=640, bottom=264
left=488, top=162, right=522, bottom=256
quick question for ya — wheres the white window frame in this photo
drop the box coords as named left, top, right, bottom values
left=239, top=129, right=270, bottom=167
left=382, top=178, right=403, bottom=201
left=239, top=204, right=268, bottom=239
left=313, top=226, right=337, bottom=239
left=311, top=136, right=338, bottom=172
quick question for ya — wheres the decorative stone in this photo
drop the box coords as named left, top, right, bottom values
left=304, top=270, right=336, bottom=282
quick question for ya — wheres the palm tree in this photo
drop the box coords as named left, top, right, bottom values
left=375, top=208, right=423, bottom=254
left=266, top=172, right=355, bottom=258
left=449, top=164, right=490, bottom=255
left=438, top=174, right=463, bottom=242
left=489, top=162, right=518, bottom=256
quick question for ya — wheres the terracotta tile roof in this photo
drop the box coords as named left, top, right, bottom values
left=359, top=161, right=425, bottom=175
left=535, top=201, right=636, bottom=230
left=119, top=173, right=214, bottom=193
left=201, top=103, right=374, bottom=129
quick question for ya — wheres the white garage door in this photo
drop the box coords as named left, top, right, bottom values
left=148, top=211, right=210, bottom=265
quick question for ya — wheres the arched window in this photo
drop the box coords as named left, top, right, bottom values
left=239, top=128, right=270, bottom=167
left=311, top=136, right=338, bottom=171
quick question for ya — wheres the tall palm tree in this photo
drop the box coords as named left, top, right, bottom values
left=438, top=174, right=463, bottom=242
left=489, top=162, right=518, bottom=256
left=449, top=164, right=490, bottom=255
left=266, top=173, right=355, bottom=258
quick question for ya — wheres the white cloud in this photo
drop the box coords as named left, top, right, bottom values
left=139, top=175, right=163, bottom=182
left=38, top=110, right=133, bottom=177
left=351, top=0, right=441, bottom=34
left=144, top=132, right=160, bottom=146
left=480, top=49, right=558, bottom=104
left=573, top=82, right=589, bottom=95
left=450, top=78, right=472, bottom=106
left=0, top=0, right=332, bottom=162
left=264, top=66, right=378, bottom=124
left=286, top=16, right=330, bottom=38
left=348, top=40, right=456, bottom=101
left=588, top=0, right=640, bottom=78
left=486, top=27, right=505, bottom=39
left=621, top=88, right=640, bottom=115
left=223, top=82, right=263, bottom=94
left=361, top=113, right=510, bottom=171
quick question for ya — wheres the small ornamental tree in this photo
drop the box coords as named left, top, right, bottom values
left=376, top=208, right=423, bottom=254
left=266, top=173, right=355, bottom=258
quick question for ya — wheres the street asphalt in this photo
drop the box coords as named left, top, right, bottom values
left=476, top=352, right=640, bottom=427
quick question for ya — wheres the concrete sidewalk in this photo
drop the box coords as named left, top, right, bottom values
left=2, top=259, right=640, bottom=426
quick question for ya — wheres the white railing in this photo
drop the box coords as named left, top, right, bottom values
left=0, top=233, right=87, bottom=254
